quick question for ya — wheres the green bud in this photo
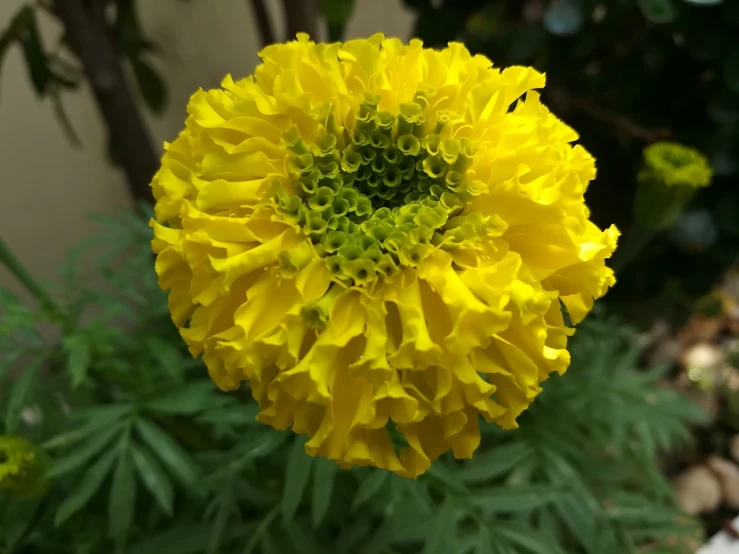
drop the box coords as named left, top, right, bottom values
left=305, top=210, right=328, bottom=237
left=288, top=152, right=315, bottom=176
left=422, top=155, right=446, bottom=179
left=342, top=149, right=363, bottom=173
left=332, top=197, right=350, bottom=217
left=344, top=258, right=376, bottom=285
left=371, top=129, right=391, bottom=149
left=325, top=256, right=344, bottom=277
left=356, top=195, right=373, bottom=217
left=383, top=147, right=402, bottom=165
left=0, top=436, right=50, bottom=499
left=374, top=110, right=395, bottom=130
left=313, top=134, right=337, bottom=157
left=360, top=146, right=377, bottom=164
left=308, top=186, right=335, bottom=211
left=323, top=230, right=348, bottom=253
left=397, top=134, right=421, bottom=157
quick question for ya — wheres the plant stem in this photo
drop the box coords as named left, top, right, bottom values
left=242, top=504, right=280, bottom=554
left=248, top=0, right=276, bottom=47
left=612, top=224, right=658, bottom=274
left=0, top=235, right=72, bottom=333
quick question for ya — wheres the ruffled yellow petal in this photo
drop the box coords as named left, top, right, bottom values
left=150, top=34, right=617, bottom=477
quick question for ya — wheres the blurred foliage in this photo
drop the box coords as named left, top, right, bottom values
left=0, top=209, right=709, bottom=553
left=404, top=0, right=739, bottom=326
left=0, top=1, right=171, bottom=157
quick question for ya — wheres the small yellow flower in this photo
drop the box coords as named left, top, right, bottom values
left=635, top=141, right=714, bottom=230
left=150, top=34, right=618, bottom=477
left=641, top=141, right=713, bottom=189
left=0, top=435, right=49, bottom=498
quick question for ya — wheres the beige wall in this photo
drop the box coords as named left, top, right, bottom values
left=0, top=0, right=413, bottom=298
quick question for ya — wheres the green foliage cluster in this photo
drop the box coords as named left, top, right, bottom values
left=0, top=210, right=709, bottom=553
left=401, top=0, right=739, bottom=322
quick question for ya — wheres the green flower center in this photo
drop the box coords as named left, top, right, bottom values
left=274, top=92, right=488, bottom=286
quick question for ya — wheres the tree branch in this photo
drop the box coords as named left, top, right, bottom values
left=52, top=0, right=158, bottom=202
left=248, top=0, right=275, bottom=48
left=281, top=0, right=319, bottom=40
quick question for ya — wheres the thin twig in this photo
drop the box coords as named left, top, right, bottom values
left=248, top=0, right=275, bottom=48
left=572, top=97, right=672, bottom=144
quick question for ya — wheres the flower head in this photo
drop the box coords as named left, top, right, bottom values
left=635, top=141, right=714, bottom=230
left=641, top=141, right=713, bottom=189
left=0, top=435, right=49, bottom=498
left=150, top=34, right=618, bottom=477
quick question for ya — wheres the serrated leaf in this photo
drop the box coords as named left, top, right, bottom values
left=145, top=336, right=185, bottom=383
left=131, top=56, right=167, bottom=114
left=129, top=525, right=212, bottom=554
left=457, top=441, right=533, bottom=483
left=496, top=524, right=568, bottom=554
left=198, top=402, right=260, bottom=427
left=282, top=437, right=314, bottom=523
left=42, top=409, right=129, bottom=450
left=131, top=443, right=174, bottom=516
left=421, top=496, right=456, bottom=554
left=47, top=422, right=123, bottom=478
left=312, top=458, right=336, bottom=526
left=5, top=359, right=41, bottom=433
left=63, top=334, right=92, bottom=388
left=54, top=445, right=120, bottom=526
left=109, top=448, right=136, bottom=540
left=352, top=469, right=389, bottom=510
left=135, top=419, right=199, bottom=485
left=468, top=485, right=562, bottom=515
left=144, top=381, right=221, bottom=414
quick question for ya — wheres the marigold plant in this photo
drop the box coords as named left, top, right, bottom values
left=150, top=34, right=618, bottom=477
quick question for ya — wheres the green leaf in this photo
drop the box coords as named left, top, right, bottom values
left=130, top=525, right=213, bottom=554
left=63, top=334, right=92, bottom=389
left=109, top=448, right=136, bottom=540
left=638, top=0, right=678, bottom=22
left=131, top=56, right=167, bottom=114
left=352, top=469, right=389, bottom=509
left=421, top=496, right=456, bottom=554
left=467, top=485, right=561, bottom=515
left=5, top=359, right=41, bottom=433
left=496, top=524, right=568, bottom=554
left=144, top=381, right=221, bottom=414
left=321, top=0, right=355, bottom=41
left=42, top=408, right=128, bottom=450
left=135, top=419, right=199, bottom=485
left=311, top=458, right=336, bottom=526
left=282, top=437, right=314, bottom=523
left=17, top=7, right=50, bottom=95
left=48, top=422, right=123, bottom=478
left=54, top=445, right=120, bottom=526
left=456, top=441, right=533, bottom=483
left=131, top=442, right=174, bottom=516
left=145, top=336, right=185, bottom=383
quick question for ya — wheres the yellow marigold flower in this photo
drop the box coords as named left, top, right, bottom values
left=0, top=435, right=49, bottom=498
left=150, top=34, right=618, bottom=477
